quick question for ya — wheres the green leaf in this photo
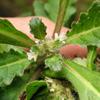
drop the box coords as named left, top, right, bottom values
left=45, top=0, right=76, bottom=24
left=29, top=18, right=47, bottom=40
left=0, top=67, right=35, bottom=100
left=33, top=0, right=76, bottom=26
left=67, top=1, right=100, bottom=47
left=33, top=0, right=47, bottom=17
left=87, top=46, right=97, bottom=70
left=0, top=77, right=26, bottom=100
left=43, top=60, right=100, bottom=100
left=0, top=44, right=10, bottom=53
left=0, top=50, right=30, bottom=87
left=0, top=44, right=23, bottom=54
left=65, top=60, right=100, bottom=100
left=64, top=0, right=77, bottom=27
left=26, top=80, right=48, bottom=100
left=0, top=19, right=34, bottom=48
left=73, top=58, right=87, bottom=67
left=44, top=0, right=59, bottom=22
left=45, top=54, right=63, bottom=72
left=26, top=79, right=74, bottom=100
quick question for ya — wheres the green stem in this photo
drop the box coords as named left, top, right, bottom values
left=53, top=0, right=68, bottom=37
left=87, top=46, right=97, bottom=70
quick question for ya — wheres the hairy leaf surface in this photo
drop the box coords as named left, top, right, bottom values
left=67, top=1, right=100, bottom=47
left=0, top=68, right=35, bottom=100
left=0, top=50, right=30, bottom=87
left=45, top=54, right=63, bottom=72
left=29, top=18, right=47, bottom=40
left=0, top=44, right=23, bottom=54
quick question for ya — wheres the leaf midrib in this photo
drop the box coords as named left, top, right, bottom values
left=67, top=26, right=100, bottom=42
left=0, top=58, right=27, bottom=69
left=64, top=61, right=100, bottom=97
left=0, top=29, right=34, bottom=47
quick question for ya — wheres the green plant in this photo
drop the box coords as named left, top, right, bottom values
left=0, top=0, right=100, bottom=100
left=33, top=0, right=77, bottom=27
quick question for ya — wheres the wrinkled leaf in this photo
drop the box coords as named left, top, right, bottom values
left=0, top=44, right=23, bottom=54
left=26, top=80, right=48, bottom=100
left=29, top=18, right=47, bottom=40
left=44, top=59, right=100, bottom=100
left=0, top=77, right=26, bottom=100
left=0, top=19, right=34, bottom=48
left=0, top=67, right=35, bottom=100
left=45, top=54, right=63, bottom=72
left=67, top=1, right=100, bottom=47
left=0, top=50, right=30, bottom=87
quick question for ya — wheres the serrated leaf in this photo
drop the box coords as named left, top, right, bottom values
left=29, top=18, right=47, bottom=40
left=0, top=44, right=10, bottom=53
left=0, top=67, right=35, bottom=100
left=0, top=77, right=26, bottom=100
left=44, top=60, right=100, bottom=100
left=0, top=19, right=34, bottom=48
left=0, top=50, right=30, bottom=87
left=0, top=44, right=23, bottom=54
left=67, top=1, right=100, bottom=47
left=45, top=54, right=63, bottom=72
left=26, top=80, right=48, bottom=100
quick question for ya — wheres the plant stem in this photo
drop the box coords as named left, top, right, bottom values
left=20, top=55, right=46, bottom=100
left=87, top=46, right=97, bottom=70
left=53, top=0, right=68, bottom=38
left=30, top=67, right=43, bottom=81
